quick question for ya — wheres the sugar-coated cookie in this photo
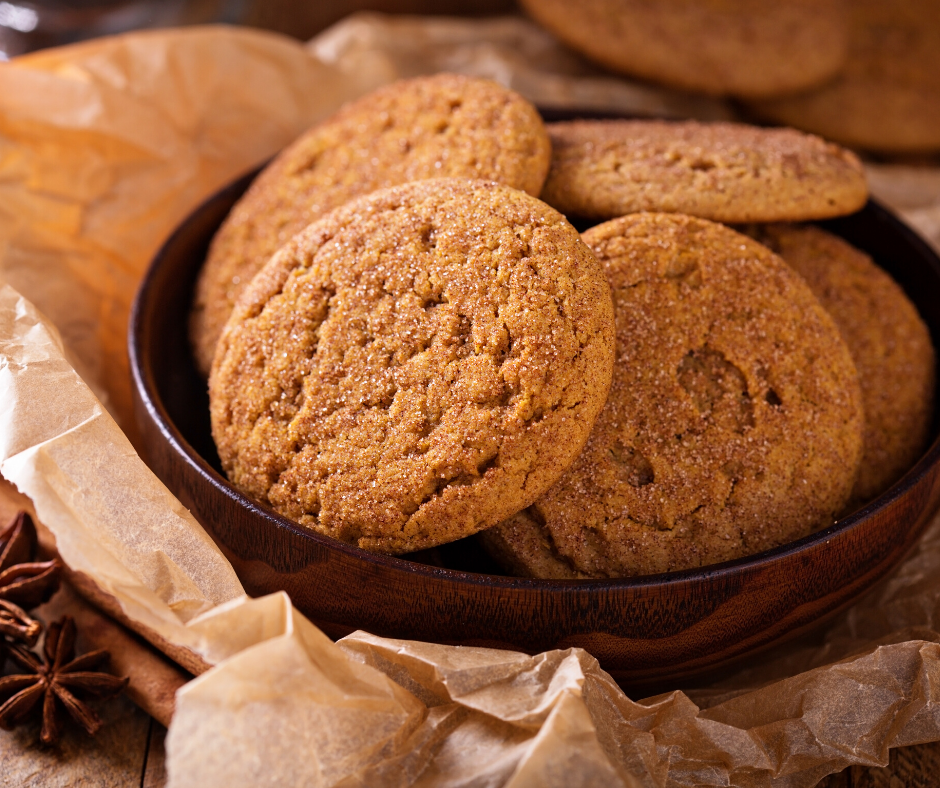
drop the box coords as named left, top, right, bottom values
left=191, top=73, right=552, bottom=376
left=209, top=179, right=615, bottom=554
left=748, top=224, right=935, bottom=506
left=540, top=120, right=867, bottom=223
left=481, top=213, right=864, bottom=578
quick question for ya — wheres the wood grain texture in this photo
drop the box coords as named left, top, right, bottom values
left=0, top=695, right=149, bottom=788
left=851, top=741, right=940, bottom=788
left=0, top=705, right=168, bottom=788
left=142, top=723, right=168, bottom=788
left=129, top=164, right=940, bottom=693
left=815, top=740, right=940, bottom=787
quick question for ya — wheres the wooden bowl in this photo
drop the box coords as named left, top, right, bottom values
left=129, top=170, right=940, bottom=692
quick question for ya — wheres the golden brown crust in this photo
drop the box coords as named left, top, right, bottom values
left=748, top=224, right=936, bottom=505
left=209, top=179, right=615, bottom=555
left=518, top=0, right=848, bottom=98
left=540, top=120, right=868, bottom=223
left=482, top=213, right=864, bottom=578
left=190, top=73, right=552, bottom=376
left=748, top=0, right=940, bottom=153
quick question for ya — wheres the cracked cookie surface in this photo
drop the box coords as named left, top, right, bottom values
left=480, top=213, right=864, bottom=578
left=748, top=224, right=935, bottom=507
left=209, top=179, right=615, bottom=554
left=539, top=120, right=867, bottom=223
left=191, top=73, right=552, bottom=376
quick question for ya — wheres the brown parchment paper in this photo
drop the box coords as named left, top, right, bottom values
left=2, top=14, right=940, bottom=788
left=0, top=25, right=357, bottom=443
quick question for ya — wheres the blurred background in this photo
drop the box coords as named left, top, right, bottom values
left=0, top=0, right=937, bottom=159
left=0, top=0, right=516, bottom=59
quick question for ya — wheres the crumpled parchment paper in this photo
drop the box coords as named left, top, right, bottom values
left=0, top=25, right=357, bottom=444
left=2, top=13, right=940, bottom=788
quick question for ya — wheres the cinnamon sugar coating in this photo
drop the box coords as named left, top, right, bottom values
left=481, top=213, right=864, bottom=578
left=749, top=224, right=935, bottom=506
left=540, top=120, right=867, bottom=224
left=191, top=73, right=552, bottom=376
left=209, top=179, right=615, bottom=554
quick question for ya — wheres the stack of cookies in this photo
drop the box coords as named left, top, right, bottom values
left=194, top=74, right=935, bottom=580
left=518, top=0, right=940, bottom=155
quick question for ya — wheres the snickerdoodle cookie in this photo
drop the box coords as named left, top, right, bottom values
left=518, top=0, right=848, bottom=98
left=209, top=179, right=615, bottom=554
left=539, top=120, right=868, bottom=223
left=191, top=73, right=552, bottom=376
left=748, top=224, right=935, bottom=506
left=480, top=213, right=864, bottom=578
left=749, top=0, right=940, bottom=153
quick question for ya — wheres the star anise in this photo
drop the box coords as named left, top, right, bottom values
left=0, top=512, right=61, bottom=650
left=0, top=511, right=61, bottom=607
left=0, top=616, right=128, bottom=745
left=0, top=599, right=41, bottom=648
left=0, top=511, right=33, bottom=568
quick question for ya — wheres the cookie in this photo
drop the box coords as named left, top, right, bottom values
left=190, top=73, right=553, bottom=376
left=518, top=0, right=848, bottom=98
left=480, top=213, right=864, bottom=578
left=540, top=120, right=867, bottom=223
left=748, top=0, right=940, bottom=153
left=209, top=179, right=616, bottom=555
left=748, top=224, right=935, bottom=505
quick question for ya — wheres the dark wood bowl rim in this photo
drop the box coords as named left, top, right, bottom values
left=129, top=168, right=940, bottom=595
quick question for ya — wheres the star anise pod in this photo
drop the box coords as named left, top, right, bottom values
left=0, top=512, right=61, bottom=609
left=0, top=599, right=41, bottom=648
left=0, top=616, right=128, bottom=745
left=0, top=511, right=34, bottom=569
left=0, top=513, right=61, bottom=652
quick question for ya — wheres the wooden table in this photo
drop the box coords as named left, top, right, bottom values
left=0, top=700, right=165, bottom=787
